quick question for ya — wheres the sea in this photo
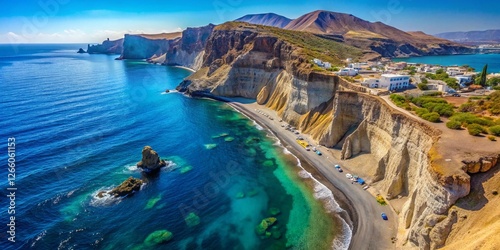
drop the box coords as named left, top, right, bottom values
left=392, top=53, right=500, bottom=73
left=0, top=44, right=349, bottom=250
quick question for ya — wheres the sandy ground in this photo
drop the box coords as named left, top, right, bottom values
left=226, top=99, right=398, bottom=250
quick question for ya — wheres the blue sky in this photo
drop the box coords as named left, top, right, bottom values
left=1, top=0, right=499, bottom=43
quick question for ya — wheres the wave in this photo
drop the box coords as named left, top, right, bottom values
left=161, top=90, right=178, bottom=95
left=89, top=186, right=122, bottom=207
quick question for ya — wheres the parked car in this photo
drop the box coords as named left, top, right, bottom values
left=334, top=164, right=340, bottom=169
left=346, top=173, right=352, bottom=179
left=381, top=213, right=388, bottom=220
left=316, top=150, right=322, bottom=156
left=452, top=93, right=461, bottom=97
left=337, top=168, right=343, bottom=172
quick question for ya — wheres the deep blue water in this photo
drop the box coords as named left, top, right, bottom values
left=392, top=53, right=500, bottom=73
left=0, top=44, right=338, bottom=249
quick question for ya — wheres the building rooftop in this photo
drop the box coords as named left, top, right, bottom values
left=381, top=74, right=409, bottom=77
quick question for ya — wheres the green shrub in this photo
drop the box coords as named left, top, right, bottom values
left=488, top=135, right=496, bottom=141
left=415, top=108, right=429, bottom=116
left=467, top=124, right=485, bottom=136
left=423, top=102, right=454, bottom=117
left=446, top=120, right=462, bottom=129
left=489, top=125, right=500, bottom=136
left=421, top=112, right=441, bottom=122
left=449, top=113, right=494, bottom=127
left=458, top=102, right=476, bottom=112
left=417, top=83, right=429, bottom=90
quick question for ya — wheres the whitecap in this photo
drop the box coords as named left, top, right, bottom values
left=89, top=187, right=122, bottom=207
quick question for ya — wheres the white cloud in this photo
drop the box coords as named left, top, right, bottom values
left=0, top=27, right=186, bottom=44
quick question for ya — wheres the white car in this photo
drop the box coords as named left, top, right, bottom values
left=346, top=173, right=353, bottom=179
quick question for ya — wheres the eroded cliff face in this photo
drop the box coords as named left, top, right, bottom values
left=118, top=25, right=215, bottom=71
left=121, top=34, right=174, bottom=59
left=176, top=25, right=498, bottom=249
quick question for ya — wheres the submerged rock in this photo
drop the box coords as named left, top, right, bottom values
left=144, top=230, right=173, bottom=246
left=145, top=195, right=161, bottom=209
left=224, top=137, right=235, bottom=142
left=109, top=177, right=143, bottom=197
left=184, top=212, right=200, bottom=227
left=204, top=144, right=217, bottom=150
left=256, top=217, right=278, bottom=235
left=179, top=165, right=193, bottom=174
left=137, top=146, right=167, bottom=173
left=235, top=192, right=245, bottom=199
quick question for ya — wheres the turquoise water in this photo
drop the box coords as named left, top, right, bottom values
left=392, top=53, right=500, bottom=73
left=0, top=45, right=339, bottom=249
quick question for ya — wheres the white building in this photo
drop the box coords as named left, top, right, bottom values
left=427, top=82, right=450, bottom=93
left=338, top=68, right=358, bottom=76
left=313, top=58, right=332, bottom=69
left=361, top=78, right=380, bottom=88
left=379, top=74, right=410, bottom=90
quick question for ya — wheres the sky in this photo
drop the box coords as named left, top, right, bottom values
left=1, top=0, right=499, bottom=43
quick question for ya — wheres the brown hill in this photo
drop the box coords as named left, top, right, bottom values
left=284, top=10, right=471, bottom=58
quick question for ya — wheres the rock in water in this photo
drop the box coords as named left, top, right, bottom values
left=77, top=48, right=86, bottom=53
left=110, top=177, right=143, bottom=197
left=137, top=146, right=167, bottom=173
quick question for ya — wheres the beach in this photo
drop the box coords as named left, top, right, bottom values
left=226, top=99, right=398, bottom=250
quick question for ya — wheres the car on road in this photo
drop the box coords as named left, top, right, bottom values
left=334, top=164, right=340, bottom=169
left=346, top=173, right=352, bottom=179
left=316, top=150, right=322, bottom=156
left=451, top=93, right=461, bottom=97
left=381, top=213, right=388, bottom=220
left=337, top=168, right=343, bottom=172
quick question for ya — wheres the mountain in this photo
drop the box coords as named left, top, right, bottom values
left=236, top=13, right=292, bottom=28
left=435, top=29, right=500, bottom=45
left=283, top=10, right=471, bottom=58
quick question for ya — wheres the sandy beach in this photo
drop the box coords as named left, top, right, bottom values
left=226, top=99, right=398, bottom=250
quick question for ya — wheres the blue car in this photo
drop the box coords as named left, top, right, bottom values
left=316, top=150, right=322, bottom=156
left=381, top=213, right=388, bottom=220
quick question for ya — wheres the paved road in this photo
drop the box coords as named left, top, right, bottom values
left=230, top=102, right=398, bottom=250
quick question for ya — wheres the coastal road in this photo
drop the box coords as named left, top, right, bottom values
left=230, top=101, right=398, bottom=250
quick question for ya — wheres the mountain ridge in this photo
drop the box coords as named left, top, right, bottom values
left=436, top=29, right=500, bottom=45
left=236, top=13, right=292, bottom=28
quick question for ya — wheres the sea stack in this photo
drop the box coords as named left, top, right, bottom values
left=77, top=48, right=86, bottom=53
left=137, top=146, right=167, bottom=173
left=109, top=177, right=143, bottom=197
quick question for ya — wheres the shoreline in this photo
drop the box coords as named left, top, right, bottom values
left=217, top=97, right=397, bottom=250
left=228, top=102, right=355, bottom=249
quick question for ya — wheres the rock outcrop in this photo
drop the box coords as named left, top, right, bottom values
left=109, top=177, right=143, bottom=197
left=87, top=38, right=123, bottom=54
left=174, top=23, right=498, bottom=249
left=77, top=48, right=86, bottom=53
left=137, top=146, right=166, bottom=172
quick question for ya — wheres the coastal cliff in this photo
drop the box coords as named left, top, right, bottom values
left=87, top=38, right=123, bottom=54
left=116, top=25, right=214, bottom=71
left=175, top=22, right=498, bottom=249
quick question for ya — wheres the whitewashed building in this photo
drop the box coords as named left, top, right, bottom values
left=361, top=78, right=380, bottom=88
left=338, top=68, right=358, bottom=76
left=379, top=74, right=410, bottom=90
